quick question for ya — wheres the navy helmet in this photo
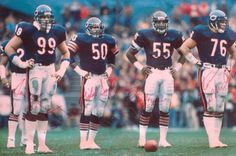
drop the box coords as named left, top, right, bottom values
left=152, top=11, right=168, bottom=34
left=209, top=10, right=227, bottom=33
left=34, top=5, right=55, bottom=31
left=85, top=17, right=104, bottom=37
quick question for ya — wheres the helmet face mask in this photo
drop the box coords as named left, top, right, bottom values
left=209, top=10, right=227, bottom=33
left=85, top=17, right=104, bottom=38
left=152, top=11, right=168, bottom=34
left=34, top=5, right=55, bottom=32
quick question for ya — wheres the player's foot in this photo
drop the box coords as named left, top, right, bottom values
left=159, top=140, right=172, bottom=148
left=88, top=141, right=101, bottom=150
left=80, top=141, right=89, bottom=150
left=25, top=145, right=35, bottom=155
left=209, top=140, right=220, bottom=148
left=7, top=138, right=15, bottom=148
left=37, top=145, right=53, bottom=153
left=137, top=139, right=145, bottom=148
left=218, top=141, right=228, bottom=148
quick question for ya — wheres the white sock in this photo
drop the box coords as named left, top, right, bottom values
left=88, top=130, right=98, bottom=142
left=80, top=130, right=88, bottom=143
left=8, top=120, right=18, bottom=141
left=25, top=120, right=37, bottom=146
left=139, top=125, right=148, bottom=142
left=37, top=120, right=48, bottom=147
left=20, top=119, right=26, bottom=144
left=203, top=116, right=216, bottom=143
left=215, top=117, right=223, bottom=141
left=159, top=125, right=168, bottom=142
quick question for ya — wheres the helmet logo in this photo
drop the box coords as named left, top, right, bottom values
left=210, top=15, right=217, bottom=21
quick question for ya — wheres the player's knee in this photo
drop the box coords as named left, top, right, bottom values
left=84, top=101, right=92, bottom=116
left=96, top=107, right=105, bottom=117
left=30, top=101, right=41, bottom=115
left=145, top=94, right=156, bottom=112
left=12, top=99, right=23, bottom=115
left=41, top=98, right=52, bottom=112
left=216, top=95, right=226, bottom=112
left=159, top=95, right=172, bottom=113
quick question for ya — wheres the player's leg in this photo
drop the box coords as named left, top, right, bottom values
left=88, top=77, right=109, bottom=149
left=36, top=66, right=57, bottom=153
left=158, top=71, right=174, bottom=147
left=138, top=73, right=157, bottom=147
left=199, top=69, right=219, bottom=148
left=214, top=69, right=229, bottom=147
left=7, top=73, right=25, bottom=148
left=80, top=77, right=95, bottom=149
left=25, top=68, right=43, bottom=154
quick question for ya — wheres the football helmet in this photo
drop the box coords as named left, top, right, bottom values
left=85, top=17, right=104, bottom=37
left=152, top=11, right=168, bottom=34
left=209, top=10, right=227, bottom=33
left=34, top=5, right=55, bottom=32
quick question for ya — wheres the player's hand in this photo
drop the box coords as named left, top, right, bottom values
left=196, top=61, right=203, bottom=68
left=83, top=72, right=91, bottom=79
left=1, top=78, right=10, bottom=88
left=52, top=73, right=62, bottom=81
left=141, top=66, right=152, bottom=78
left=170, top=67, right=177, bottom=79
left=26, top=59, right=35, bottom=68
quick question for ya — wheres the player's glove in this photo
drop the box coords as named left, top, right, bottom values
left=141, top=66, right=152, bottom=78
left=1, top=78, right=10, bottom=88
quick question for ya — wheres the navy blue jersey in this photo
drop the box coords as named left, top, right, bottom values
left=68, top=33, right=118, bottom=75
left=15, top=22, right=66, bottom=65
left=0, top=40, right=26, bottom=73
left=190, top=25, right=235, bottom=65
left=132, top=29, right=184, bottom=68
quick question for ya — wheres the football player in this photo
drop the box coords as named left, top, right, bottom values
left=0, top=40, right=28, bottom=148
left=179, top=10, right=236, bottom=148
left=126, top=10, right=185, bottom=148
left=68, top=17, right=119, bottom=150
left=4, top=4, right=70, bottom=154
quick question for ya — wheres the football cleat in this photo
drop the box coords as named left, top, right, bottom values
left=37, top=145, right=53, bottom=153
left=80, top=142, right=89, bottom=150
left=88, top=141, right=101, bottom=150
left=159, top=140, right=172, bottom=148
left=7, top=138, right=15, bottom=148
left=137, top=139, right=146, bottom=148
left=25, top=145, right=35, bottom=155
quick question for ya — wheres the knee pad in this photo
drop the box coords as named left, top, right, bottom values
left=205, top=93, right=216, bottom=112
left=41, top=98, right=52, bottom=113
left=12, top=98, right=24, bottom=115
left=45, top=77, right=57, bottom=96
left=145, top=94, right=156, bottom=112
left=216, top=94, right=226, bottom=112
left=159, top=94, right=172, bottom=113
left=30, top=101, right=41, bottom=115
left=84, top=100, right=92, bottom=116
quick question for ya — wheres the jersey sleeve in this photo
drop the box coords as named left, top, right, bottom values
left=14, top=22, right=30, bottom=41
left=131, top=31, right=145, bottom=50
left=190, top=27, right=202, bottom=43
left=173, top=32, right=184, bottom=49
left=56, top=25, right=67, bottom=45
left=107, top=37, right=119, bottom=65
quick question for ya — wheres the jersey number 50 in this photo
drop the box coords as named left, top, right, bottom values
left=92, top=43, right=108, bottom=60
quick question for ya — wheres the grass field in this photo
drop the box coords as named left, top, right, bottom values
left=0, top=127, right=236, bottom=156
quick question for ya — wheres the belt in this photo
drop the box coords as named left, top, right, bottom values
left=153, top=66, right=171, bottom=70
left=35, top=62, right=53, bottom=66
left=203, top=63, right=226, bottom=69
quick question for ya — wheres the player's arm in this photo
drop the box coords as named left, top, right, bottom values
left=126, top=43, right=152, bottom=78
left=179, top=38, right=201, bottom=66
left=227, top=43, right=236, bottom=71
left=0, top=55, right=10, bottom=88
left=5, top=36, right=34, bottom=69
left=55, top=41, right=71, bottom=80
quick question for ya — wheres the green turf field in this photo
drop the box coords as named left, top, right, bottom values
left=0, top=127, right=236, bottom=156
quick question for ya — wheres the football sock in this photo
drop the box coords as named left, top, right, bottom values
left=159, top=112, right=169, bottom=141
left=37, top=113, right=48, bottom=147
left=139, top=110, right=151, bottom=141
left=80, top=114, right=90, bottom=143
left=88, top=115, right=100, bottom=142
left=8, top=113, right=19, bottom=141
